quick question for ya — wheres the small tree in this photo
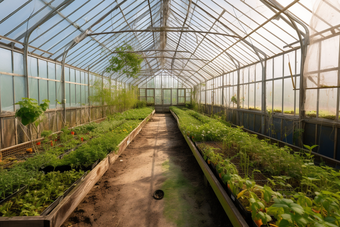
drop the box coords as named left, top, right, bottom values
left=15, top=98, right=50, bottom=151
left=105, top=45, right=143, bottom=79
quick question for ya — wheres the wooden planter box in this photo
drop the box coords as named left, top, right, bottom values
left=0, top=110, right=155, bottom=227
left=170, top=110, right=248, bottom=227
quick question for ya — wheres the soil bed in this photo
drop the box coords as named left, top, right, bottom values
left=62, top=113, right=231, bottom=227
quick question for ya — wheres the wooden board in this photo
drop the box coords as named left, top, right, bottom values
left=0, top=110, right=155, bottom=227
left=170, top=110, right=248, bottom=227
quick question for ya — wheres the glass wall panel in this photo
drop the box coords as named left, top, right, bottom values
left=0, top=49, right=12, bottom=73
left=28, top=57, right=38, bottom=77
left=38, top=60, right=47, bottom=78
left=76, top=70, right=80, bottom=83
left=266, top=59, right=273, bottom=79
left=1, top=74, right=13, bottom=112
left=39, top=80, right=48, bottom=103
left=76, top=85, right=81, bottom=106
left=274, top=79, right=282, bottom=112
left=29, top=78, right=39, bottom=101
left=172, top=89, right=177, bottom=105
left=266, top=81, right=272, bottom=112
left=49, top=81, right=56, bottom=109
left=13, top=52, right=24, bottom=75
left=274, top=55, right=283, bottom=78
left=249, top=83, right=254, bottom=109
left=57, top=82, right=62, bottom=107
left=155, top=89, right=162, bottom=104
left=243, top=84, right=248, bottom=109
left=56, top=64, right=61, bottom=80
left=70, top=69, right=75, bottom=82
left=65, top=83, right=70, bottom=107
left=255, top=82, right=261, bottom=110
left=65, top=67, right=70, bottom=81
left=283, top=78, right=294, bottom=114
left=48, top=62, right=55, bottom=79
left=186, top=89, right=191, bottom=104
left=14, top=77, right=26, bottom=107
left=70, top=84, right=76, bottom=106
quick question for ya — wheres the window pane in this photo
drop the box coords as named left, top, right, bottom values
left=255, top=82, right=261, bottom=110
left=38, top=60, right=47, bottom=78
left=56, top=64, right=61, bottom=80
left=139, top=89, right=145, bottom=96
left=274, top=55, right=283, bottom=78
left=39, top=80, right=48, bottom=104
left=172, top=89, right=177, bottom=105
left=14, top=76, right=26, bottom=109
left=249, top=83, right=254, bottom=109
left=65, top=83, right=70, bottom=107
left=81, top=85, right=85, bottom=105
left=266, top=81, right=272, bottom=112
left=283, top=78, right=294, bottom=114
left=13, top=52, right=24, bottom=75
left=70, top=84, right=76, bottom=106
left=70, top=69, right=75, bottom=82
left=0, top=48, right=12, bottom=73
left=1, top=74, right=13, bottom=112
left=56, top=82, right=62, bottom=107
left=76, top=70, right=80, bottom=83
left=28, top=57, right=38, bottom=77
left=49, top=81, right=56, bottom=109
left=48, top=62, right=55, bottom=79
left=81, top=72, right=85, bottom=84
left=65, top=67, right=70, bottom=81
left=29, top=78, right=38, bottom=101
left=274, top=79, right=282, bottom=112
left=76, top=85, right=80, bottom=106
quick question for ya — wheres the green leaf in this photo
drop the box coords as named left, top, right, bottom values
left=281, top=213, right=292, bottom=222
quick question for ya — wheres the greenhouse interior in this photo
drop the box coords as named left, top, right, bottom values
left=1, top=0, right=340, bottom=226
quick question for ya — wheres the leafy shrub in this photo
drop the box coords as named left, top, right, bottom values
left=15, top=98, right=50, bottom=126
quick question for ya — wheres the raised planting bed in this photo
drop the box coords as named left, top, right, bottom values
left=0, top=108, right=155, bottom=227
left=170, top=107, right=340, bottom=227
left=170, top=109, right=248, bottom=227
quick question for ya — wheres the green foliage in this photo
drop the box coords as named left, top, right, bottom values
left=171, top=107, right=340, bottom=227
left=231, top=95, right=237, bottom=105
left=110, top=107, right=153, bottom=120
left=41, top=130, right=52, bottom=138
left=134, top=100, right=147, bottom=109
left=0, top=107, right=153, bottom=213
left=90, top=79, right=139, bottom=112
left=105, top=45, right=143, bottom=79
left=15, top=98, right=50, bottom=126
left=0, top=170, right=84, bottom=216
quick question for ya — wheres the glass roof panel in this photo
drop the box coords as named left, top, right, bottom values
left=0, top=0, right=339, bottom=86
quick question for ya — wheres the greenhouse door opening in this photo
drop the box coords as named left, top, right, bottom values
left=139, top=88, right=190, bottom=112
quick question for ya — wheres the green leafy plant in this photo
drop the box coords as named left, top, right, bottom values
left=105, top=44, right=143, bottom=79
left=231, top=95, right=237, bottom=105
left=15, top=98, right=50, bottom=126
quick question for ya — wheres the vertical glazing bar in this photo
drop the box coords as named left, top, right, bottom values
left=335, top=36, right=340, bottom=159
left=102, top=74, right=104, bottom=117
left=317, top=42, right=321, bottom=118
left=11, top=45, right=18, bottom=145
left=261, top=60, right=266, bottom=134
left=222, top=74, right=224, bottom=111
left=294, top=50, right=297, bottom=115
left=88, top=69, right=91, bottom=122
left=62, top=61, right=66, bottom=126
left=282, top=55, right=284, bottom=114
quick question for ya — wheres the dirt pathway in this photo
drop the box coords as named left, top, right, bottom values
left=62, top=113, right=231, bottom=227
